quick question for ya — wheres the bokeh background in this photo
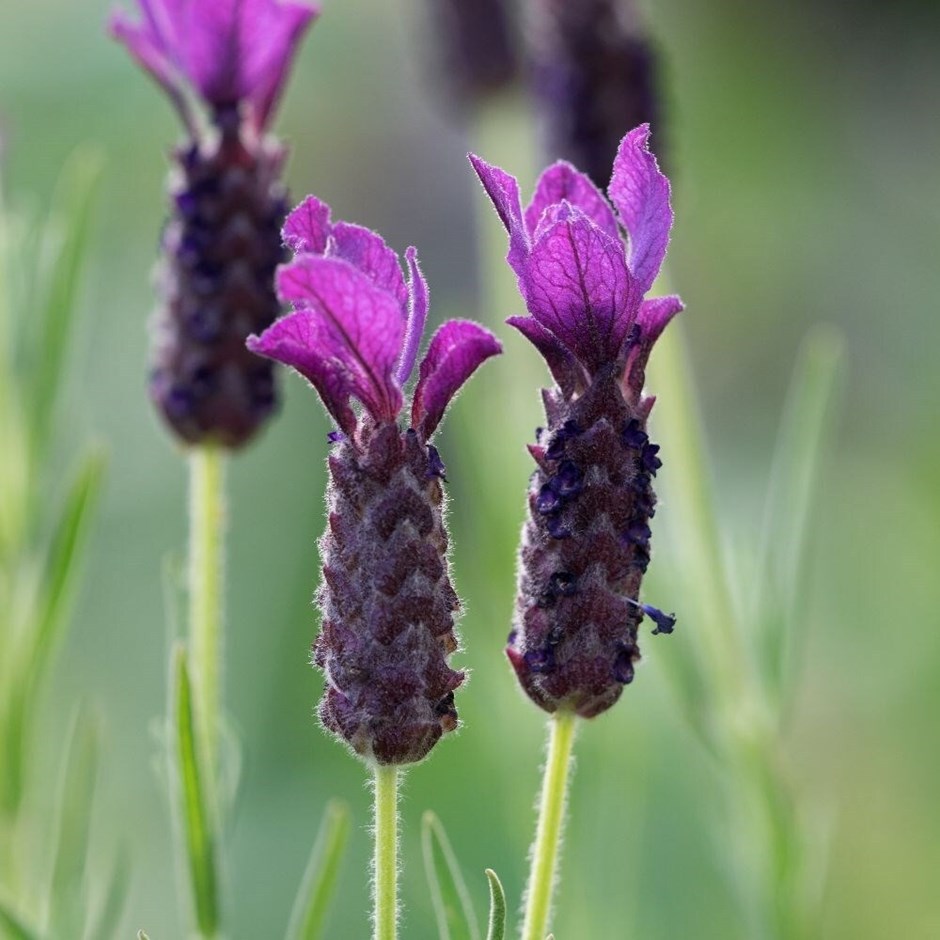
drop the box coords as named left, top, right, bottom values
left=2, top=0, right=939, bottom=937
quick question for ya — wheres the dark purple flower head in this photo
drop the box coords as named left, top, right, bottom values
left=531, top=0, right=665, bottom=187
left=248, top=195, right=502, bottom=443
left=472, top=126, right=680, bottom=719
left=247, top=199, right=500, bottom=765
left=109, top=0, right=318, bottom=132
left=110, top=0, right=317, bottom=448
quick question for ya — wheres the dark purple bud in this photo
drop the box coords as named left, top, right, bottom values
left=523, top=647, right=555, bottom=674
left=548, top=571, right=578, bottom=597
left=553, top=460, right=583, bottom=497
left=546, top=514, right=572, bottom=540
left=625, top=522, right=652, bottom=546
left=612, top=648, right=636, bottom=684
left=327, top=430, right=347, bottom=444
left=427, top=444, right=447, bottom=480
left=641, top=442, right=662, bottom=474
left=536, top=484, right=562, bottom=514
left=622, top=418, right=648, bottom=449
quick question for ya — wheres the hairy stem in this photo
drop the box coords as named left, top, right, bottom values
left=373, top=764, right=399, bottom=940
left=522, top=710, right=577, bottom=940
left=188, top=445, right=226, bottom=773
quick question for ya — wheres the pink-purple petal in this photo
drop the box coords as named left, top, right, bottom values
left=468, top=153, right=529, bottom=275
left=524, top=161, right=620, bottom=242
left=109, top=11, right=181, bottom=99
left=247, top=312, right=357, bottom=435
left=636, top=294, right=684, bottom=346
left=521, top=208, right=638, bottom=373
left=283, top=195, right=331, bottom=254
left=329, top=222, right=408, bottom=312
left=185, top=0, right=315, bottom=110
left=275, top=256, right=405, bottom=421
left=248, top=1, right=319, bottom=129
left=412, top=320, right=502, bottom=439
left=624, top=294, right=684, bottom=396
left=607, top=124, right=674, bottom=293
left=396, top=247, right=430, bottom=386
left=506, top=316, right=586, bottom=397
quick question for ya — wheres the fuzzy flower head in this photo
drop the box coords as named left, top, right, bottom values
left=472, top=125, right=681, bottom=718
left=248, top=199, right=500, bottom=765
left=109, top=0, right=318, bottom=132
left=249, top=196, right=502, bottom=444
left=110, top=0, right=317, bottom=448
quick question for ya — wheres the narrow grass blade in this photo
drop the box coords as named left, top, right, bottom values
left=33, top=446, right=106, bottom=670
left=81, top=845, right=130, bottom=940
left=170, top=644, right=220, bottom=937
left=29, top=147, right=103, bottom=455
left=0, top=893, right=40, bottom=940
left=421, top=811, right=480, bottom=940
left=286, top=800, right=351, bottom=940
left=484, top=869, right=506, bottom=940
left=48, top=709, right=99, bottom=939
left=754, top=325, right=845, bottom=694
left=0, top=448, right=105, bottom=817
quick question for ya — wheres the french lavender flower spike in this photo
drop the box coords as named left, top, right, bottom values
left=248, top=198, right=501, bottom=766
left=109, top=0, right=318, bottom=448
left=471, top=125, right=682, bottom=721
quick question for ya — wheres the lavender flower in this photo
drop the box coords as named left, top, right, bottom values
left=531, top=0, right=665, bottom=187
left=248, top=197, right=501, bottom=764
left=471, top=124, right=681, bottom=718
left=423, top=0, right=519, bottom=111
left=110, top=0, right=317, bottom=447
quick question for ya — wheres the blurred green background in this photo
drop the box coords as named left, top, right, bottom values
left=1, top=0, right=939, bottom=937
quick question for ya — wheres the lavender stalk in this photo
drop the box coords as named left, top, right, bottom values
left=247, top=196, right=501, bottom=934
left=108, top=1, right=317, bottom=929
left=471, top=125, right=680, bottom=935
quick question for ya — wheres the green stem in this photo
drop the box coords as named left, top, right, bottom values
left=522, top=711, right=577, bottom=940
left=373, top=764, right=399, bottom=940
left=188, top=445, right=226, bottom=772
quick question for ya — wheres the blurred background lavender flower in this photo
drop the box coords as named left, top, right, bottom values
left=110, top=0, right=317, bottom=447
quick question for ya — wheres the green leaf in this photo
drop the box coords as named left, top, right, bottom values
left=285, top=800, right=351, bottom=940
left=29, top=147, right=103, bottom=456
left=33, top=446, right=107, bottom=674
left=0, top=447, right=105, bottom=817
left=0, top=892, right=41, bottom=940
left=421, top=811, right=480, bottom=940
left=754, top=325, right=845, bottom=696
left=82, top=846, right=130, bottom=940
left=484, top=869, right=506, bottom=940
left=48, top=709, right=99, bottom=939
left=170, top=645, right=220, bottom=938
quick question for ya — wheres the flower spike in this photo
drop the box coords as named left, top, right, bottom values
left=249, top=199, right=500, bottom=764
left=109, top=0, right=318, bottom=448
left=473, top=126, right=681, bottom=718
